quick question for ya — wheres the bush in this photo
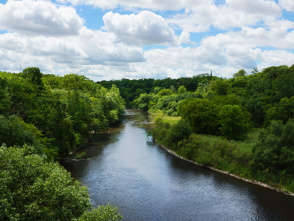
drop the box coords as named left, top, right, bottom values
left=0, top=146, right=90, bottom=221
left=75, top=204, right=122, bottom=221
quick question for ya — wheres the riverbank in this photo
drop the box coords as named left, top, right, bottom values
left=60, top=137, right=89, bottom=161
left=148, top=110, right=294, bottom=196
left=159, top=143, right=294, bottom=197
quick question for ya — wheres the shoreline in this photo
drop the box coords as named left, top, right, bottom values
left=160, top=144, right=294, bottom=197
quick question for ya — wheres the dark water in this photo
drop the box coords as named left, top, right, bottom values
left=63, top=109, right=294, bottom=221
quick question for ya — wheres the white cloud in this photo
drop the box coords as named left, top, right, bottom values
left=0, top=0, right=83, bottom=36
left=56, top=0, right=209, bottom=10
left=226, top=0, right=280, bottom=15
left=124, top=46, right=228, bottom=79
left=56, top=0, right=118, bottom=10
left=0, top=27, right=145, bottom=74
left=169, top=0, right=281, bottom=33
left=279, top=0, right=294, bottom=12
left=103, top=11, right=179, bottom=45
left=201, top=22, right=294, bottom=51
left=259, top=50, right=294, bottom=68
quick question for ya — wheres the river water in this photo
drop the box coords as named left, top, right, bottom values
left=63, top=109, right=294, bottom=221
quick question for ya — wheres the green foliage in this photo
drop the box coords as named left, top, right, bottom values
left=75, top=204, right=123, bottom=221
left=219, top=105, right=250, bottom=140
left=167, top=119, right=192, bottom=149
left=141, top=64, right=294, bottom=193
left=76, top=152, right=87, bottom=159
left=22, top=67, right=45, bottom=92
left=233, top=69, right=247, bottom=78
left=178, top=98, right=220, bottom=135
left=135, top=93, right=154, bottom=111
left=0, top=77, right=11, bottom=115
left=252, top=120, right=294, bottom=176
left=151, top=119, right=253, bottom=175
left=211, top=95, right=241, bottom=106
left=211, top=79, right=229, bottom=95
left=63, top=117, right=76, bottom=152
left=152, top=117, right=171, bottom=145
left=0, top=68, right=125, bottom=158
left=157, top=88, right=173, bottom=97
left=265, top=96, right=294, bottom=124
left=98, top=74, right=216, bottom=108
left=0, top=68, right=127, bottom=219
left=0, top=115, right=55, bottom=157
left=177, top=85, right=187, bottom=94
left=0, top=146, right=91, bottom=221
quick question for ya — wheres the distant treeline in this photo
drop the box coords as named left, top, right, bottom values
left=102, top=65, right=294, bottom=192
left=98, top=73, right=217, bottom=107
left=101, top=65, right=294, bottom=129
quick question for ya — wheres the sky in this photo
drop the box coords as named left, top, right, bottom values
left=0, top=0, right=294, bottom=81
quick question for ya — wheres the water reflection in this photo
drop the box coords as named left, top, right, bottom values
left=63, top=109, right=294, bottom=221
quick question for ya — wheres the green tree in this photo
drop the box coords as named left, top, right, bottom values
left=22, top=67, right=44, bottom=92
left=177, top=85, right=187, bottom=94
left=0, top=146, right=91, bottom=221
left=219, top=105, right=250, bottom=140
left=157, top=88, right=173, bottom=97
left=276, top=96, right=294, bottom=123
left=167, top=119, right=192, bottom=149
left=178, top=98, right=220, bottom=135
left=135, top=93, right=153, bottom=111
left=252, top=120, right=294, bottom=175
left=0, top=77, right=11, bottom=115
left=233, top=69, right=247, bottom=78
left=211, top=79, right=229, bottom=95
left=212, top=95, right=241, bottom=106
left=0, top=115, right=50, bottom=155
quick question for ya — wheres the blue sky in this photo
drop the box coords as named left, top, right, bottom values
left=0, top=0, right=294, bottom=80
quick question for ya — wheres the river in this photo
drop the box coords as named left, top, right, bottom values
left=63, top=109, right=294, bottom=221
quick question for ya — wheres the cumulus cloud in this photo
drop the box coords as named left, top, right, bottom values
left=103, top=11, right=178, bottom=45
left=124, top=46, right=228, bottom=80
left=279, top=0, right=294, bottom=12
left=56, top=0, right=208, bottom=10
left=57, top=0, right=118, bottom=10
left=0, top=27, right=145, bottom=73
left=170, top=0, right=281, bottom=33
left=226, top=0, right=280, bottom=15
left=201, top=22, right=294, bottom=52
left=0, top=0, right=83, bottom=36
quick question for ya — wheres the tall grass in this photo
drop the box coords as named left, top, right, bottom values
left=151, top=117, right=294, bottom=193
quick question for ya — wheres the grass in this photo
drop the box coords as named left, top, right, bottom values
left=162, top=116, right=181, bottom=125
left=151, top=110, right=261, bottom=153
left=196, top=128, right=261, bottom=153
left=163, top=119, right=260, bottom=153
left=149, top=109, right=181, bottom=125
left=231, top=128, right=261, bottom=153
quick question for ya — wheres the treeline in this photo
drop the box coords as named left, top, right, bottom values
left=0, top=68, right=124, bottom=220
left=141, top=65, right=294, bottom=192
left=133, top=66, right=294, bottom=130
left=98, top=73, right=217, bottom=107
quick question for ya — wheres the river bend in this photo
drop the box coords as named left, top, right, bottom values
left=63, top=109, right=294, bottom=221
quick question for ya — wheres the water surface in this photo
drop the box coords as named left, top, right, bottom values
left=63, top=110, right=294, bottom=221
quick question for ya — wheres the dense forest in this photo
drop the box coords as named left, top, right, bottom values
left=98, top=73, right=217, bottom=108
left=101, top=65, right=294, bottom=193
left=0, top=68, right=124, bottom=220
